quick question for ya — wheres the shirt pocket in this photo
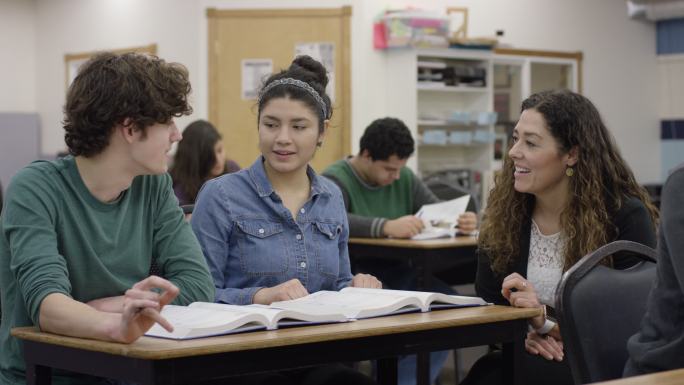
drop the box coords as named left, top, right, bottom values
left=235, top=220, right=289, bottom=276
left=312, top=221, right=343, bottom=278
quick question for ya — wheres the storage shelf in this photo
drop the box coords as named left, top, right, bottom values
left=417, top=83, right=488, bottom=93
left=418, top=142, right=490, bottom=147
left=417, top=120, right=493, bottom=128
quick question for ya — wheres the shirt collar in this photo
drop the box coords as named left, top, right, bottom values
left=248, top=156, right=332, bottom=198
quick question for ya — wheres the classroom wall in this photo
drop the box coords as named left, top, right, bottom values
left=34, top=0, right=200, bottom=155
left=1, top=0, right=661, bottom=182
left=365, top=0, right=660, bottom=183
left=0, top=0, right=36, bottom=112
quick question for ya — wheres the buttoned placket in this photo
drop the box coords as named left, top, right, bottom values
left=293, top=201, right=311, bottom=285
left=273, top=194, right=314, bottom=289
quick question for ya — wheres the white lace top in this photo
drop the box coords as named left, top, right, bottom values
left=526, top=220, right=565, bottom=306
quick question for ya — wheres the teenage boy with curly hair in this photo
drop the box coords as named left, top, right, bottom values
left=0, top=52, right=214, bottom=385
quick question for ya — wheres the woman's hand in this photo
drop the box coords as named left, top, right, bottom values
left=350, top=273, right=382, bottom=288
left=501, top=272, right=545, bottom=329
left=253, top=278, right=309, bottom=305
left=525, top=331, right=564, bottom=361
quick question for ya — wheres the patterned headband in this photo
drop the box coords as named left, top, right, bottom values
left=258, top=77, right=329, bottom=119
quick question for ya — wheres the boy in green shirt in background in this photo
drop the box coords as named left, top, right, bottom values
left=0, top=52, right=214, bottom=385
left=323, top=117, right=478, bottom=385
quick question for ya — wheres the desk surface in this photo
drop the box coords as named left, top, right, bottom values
left=592, top=368, right=684, bottom=385
left=348, top=235, right=478, bottom=249
left=12, top=305, right=537, bottom=360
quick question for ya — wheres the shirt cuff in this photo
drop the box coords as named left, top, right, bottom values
left=372, top=218, right=387, bottom=238
left=529, top=318, right=556, bottom=335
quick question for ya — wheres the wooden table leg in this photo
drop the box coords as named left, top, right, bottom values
left=411, top=255, right=432, bottom=290
left=25, top=363, right=52, bottom=385
left=377, top=357, right=399, bottom=385
left=417, top=352, right=431, bottom=385
left=502, top=336, right=525, bottom=385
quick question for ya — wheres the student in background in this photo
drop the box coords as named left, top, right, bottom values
left=170, top=119, right=240, bottom=206
left=624, top=164, right=684, bottom=376
left=0, top=52, right=214, bottom=385
left=192, top=55, right=380, bottom=385
left=464, top=89, right=658, bottom=385
left=324, top=117, right=477, bottom=242
left=322, top=117, right=478, bottom=385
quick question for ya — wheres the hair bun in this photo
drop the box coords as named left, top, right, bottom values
left=290, top=55, right=328, bottom=88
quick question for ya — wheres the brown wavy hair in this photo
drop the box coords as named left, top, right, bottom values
left=479, top=90, right=658, bottom=274
left=63, top=52, right=192, bottom=157
left=170, top=120, right=223, bottom=204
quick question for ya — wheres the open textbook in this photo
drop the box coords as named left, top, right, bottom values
left=146, top=302, right=347, bottom=340
left=146, top=288, right=489, bottom=340
left=271, top=287, right=489, bottom=320
left=413, top=195, right=471, bottom=240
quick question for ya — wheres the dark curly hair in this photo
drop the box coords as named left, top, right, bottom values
left=359, top=117, right=415, bottom=161
left=257, top=55, right=332, bottom=133
left=63, top=52, right=193, bottom=157
left=170, top=120, right=222, bottom=204
left=479, top=89, right=658, bottom=274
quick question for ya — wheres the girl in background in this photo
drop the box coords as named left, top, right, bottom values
left=170, top=120, right=239, bottom=205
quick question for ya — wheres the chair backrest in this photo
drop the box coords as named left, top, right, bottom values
left=424, top=180, right=480, bottom=213
left=181, top=204, right=195, bottom=215
left=555, top=240, right=657, bottom=384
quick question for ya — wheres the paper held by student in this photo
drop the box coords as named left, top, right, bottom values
left=270, top=287, right=489, bottom=320
left=413, top=195, right=471, bottom=240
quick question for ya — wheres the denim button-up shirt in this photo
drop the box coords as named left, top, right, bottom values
left=191, top=157, right=353, bottom=305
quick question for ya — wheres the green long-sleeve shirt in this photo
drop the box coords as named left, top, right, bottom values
left=0, top=156, right=214, bottom=385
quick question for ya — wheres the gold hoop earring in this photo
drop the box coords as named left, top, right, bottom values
left=566, top=167, right=574, bottom=177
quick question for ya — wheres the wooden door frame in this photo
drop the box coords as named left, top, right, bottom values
left=494, top=47, right=583, bottom=93
left=207, top=7, right=352, bottom=156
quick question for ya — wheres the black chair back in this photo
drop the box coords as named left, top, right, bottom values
left=181, top=204, right=194, bottom=215
left=424, top=180, right=480, bottom=213
left=555, top=240, right=656, bottom=384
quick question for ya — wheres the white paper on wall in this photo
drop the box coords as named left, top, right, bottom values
left=294, top=42, right=335, bottom=103
left=241, top=59, right=273, bottom=100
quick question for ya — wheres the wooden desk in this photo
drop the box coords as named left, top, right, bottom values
left=14, top=305, right=538, bottom=385
left=591, top=368, right=684, bottom=385
left=348, top=236, right=478, bottom=289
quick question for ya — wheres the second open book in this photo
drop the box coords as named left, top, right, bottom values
left=146, top=287, right=489, bottom=340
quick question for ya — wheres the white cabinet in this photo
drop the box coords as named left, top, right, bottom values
left=384, top=48, right=581, bottom=208
left=493, top=48, right=582, bottom=126
left=384, top=48, right=495, bottom=205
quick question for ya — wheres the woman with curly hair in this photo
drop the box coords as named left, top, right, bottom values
left=170, top=120, right=239, bottom=206
left=462, top=89, right=658, bottom=385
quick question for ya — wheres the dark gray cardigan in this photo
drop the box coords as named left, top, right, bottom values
left=475, top=195, right=657, bottom=306
left=625, top=167, right=684, bottom=376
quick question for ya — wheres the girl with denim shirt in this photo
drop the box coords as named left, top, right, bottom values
left=191, top=56, right=380, bottom=385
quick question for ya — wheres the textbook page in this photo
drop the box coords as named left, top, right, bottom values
left=145, top=305, right=268, bottom=340
left=340, top=287, right=489, bottom=312
left=271, top=290, right=424, bottom=319
left=189, top=302, right=347, bottom=329
left=413, top=195, right=470, bottom=240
